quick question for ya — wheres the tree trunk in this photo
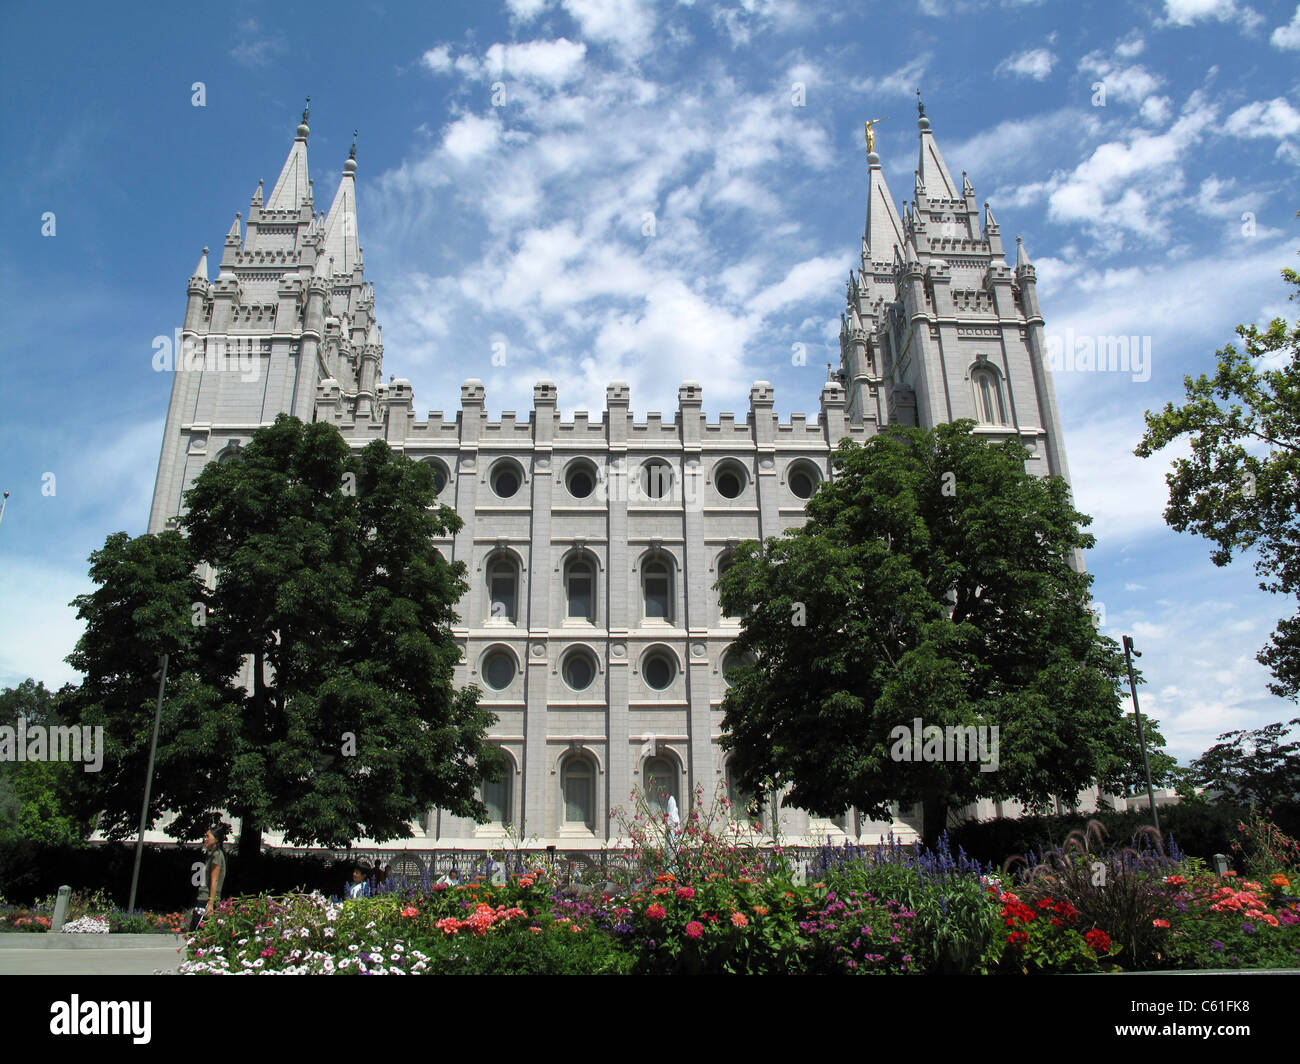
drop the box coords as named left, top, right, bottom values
left=921, top=793, right=949, bottom=852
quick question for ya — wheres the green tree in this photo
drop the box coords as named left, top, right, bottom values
left=0, top=680, right=94, bottom=845
left=717, top=421, right=1139, bottom=848
left=63, top=414, right=499, bottom=855
left=1135, top=236, right=1300, bottom=700
left=1187, top=718, right=1300, bottom=808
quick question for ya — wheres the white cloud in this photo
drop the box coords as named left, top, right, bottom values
left=1161, top=0, right=1264, bottom=31
left=421, top=45, right=453, bottom=74
left=994, top=47, right=1057, bottom=81
left=1223, top=96, right=1300, bottom=138
left=561, top=0, right=657, bottom=59
left=1078, top=51, right=1165, bottom=110
left=849, top=56, right=930, bottom=98
left=1272, top=5, right=1300, bottom=49
left=1115, top=31, right=1146, bottom=58
left=0, top=559, right=91, bottom=691
left=506, top=0, right=551, bottom=19
left=484, top=38, right=588, bottom=85
left=440, top=113, right=502, bottom=162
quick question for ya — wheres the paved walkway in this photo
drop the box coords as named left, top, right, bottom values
left=0, top=934, right=188, bottom=975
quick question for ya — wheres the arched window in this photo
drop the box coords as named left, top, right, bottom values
left=972, top=365, right=1007, bottom=425
left=643, top=755, right=679, bottom=818
left=481, top=764, right=511, bottom=826
left=561, top=755, right=595, bottom=830
left=564, top=556, right=595, bottom=622
left=486, top=554, right=519, bottom=624
left=642, top=555, right=673, bottom=623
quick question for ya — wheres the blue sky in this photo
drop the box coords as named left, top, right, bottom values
left=1, top=0, right=1298, bottom=766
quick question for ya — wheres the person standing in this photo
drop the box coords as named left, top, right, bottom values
left=346, top=862, right=371, bottom=899
left=190, top=824, right=228, bottom=932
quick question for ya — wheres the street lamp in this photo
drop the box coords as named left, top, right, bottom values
left=1122, top=635, right=1160, bottom=836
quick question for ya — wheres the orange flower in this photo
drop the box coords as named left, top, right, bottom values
left=753, top=905, right=769, bottom=916
left=655, top=873, right=677, bottom=884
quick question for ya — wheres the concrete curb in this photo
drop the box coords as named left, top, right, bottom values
left=0, top=933, right=188, bottom=950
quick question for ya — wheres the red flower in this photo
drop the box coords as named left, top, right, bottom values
left=646, top=903, right=667, bottom=921
left=675, top=886, right=695, bottom=901
left=1152, top=919, right=1170, bottom=929
left=684, top=921, right=704, bottom=939
left=1084, top=928, right=1111, bottom=953
left=1006, top=930, right=1028, bottom=947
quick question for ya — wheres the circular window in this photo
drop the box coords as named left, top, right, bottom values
left=714, top=462, right=745, bottom=499
left=421, top=457, right=449, bottom=495
left=641, top=461, right=672, bottom=500
left=491, top=462, right=522, bottom=499
left=643, top=651, right=676, bottom=691
left=482, top=651, right=516, bottom=691
left=788, top=464, right=819, bottom=500
left=566, top=461, right=596, bottom=499
left=562, top=649, right=597, bottom=691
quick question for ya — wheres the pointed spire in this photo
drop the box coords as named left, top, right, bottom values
left=192, top=246, right=209, bottom=280
left=267, top=101, right=311, bottom=211
left=251, top=178, right=264, bottom=207
left=864, top=142, right=906, bottom=265
left=916, top=101, right=960, bottom=201
left=226, top=212, right=242, bottom=242
left=1015, top=235, right=1032, bottom=270
left=983, top=202, right=998, bottom=232
left=904, top=237, right=919, bottom=266
left=322, top=146, right=360, bottom=275
left=962, top=170, right=974, bottom=198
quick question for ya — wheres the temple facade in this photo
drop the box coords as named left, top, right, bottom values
left=147, top=101, right=1096, bottom=855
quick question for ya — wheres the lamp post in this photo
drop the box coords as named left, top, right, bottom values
left=127, top=653, right=168, bottom=914
left=1122, top=635, right=1160, bottom=836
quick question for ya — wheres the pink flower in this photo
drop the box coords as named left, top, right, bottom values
left=676, top=886, right=695, bottom=901
left=731, top=912, right=748, bottom=928
left=684, top=921, right=704, bottom=939
left=646, top=904, right=666, bottom=921
left=1152, top=919, right=1170, bottom=928
left=401, top=906, right=419, bottom=918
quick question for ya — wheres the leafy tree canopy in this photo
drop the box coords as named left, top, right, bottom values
left=63, top=414, right=500, bottom=851
left=1188, top=717, right=1300, bottom=808
left=1135, top=234, right=1300, bottom=700
left=0, top=680, right=93, bottom=845
left=717, top=421, right=1144, bottom=846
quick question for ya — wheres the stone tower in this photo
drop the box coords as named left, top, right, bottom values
left=841, top=97, right=1073, bottom=487
left=147, top=104, right=385, bottom=533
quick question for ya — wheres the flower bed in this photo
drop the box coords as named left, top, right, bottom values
left=169, top=811, right=1300, bottom=974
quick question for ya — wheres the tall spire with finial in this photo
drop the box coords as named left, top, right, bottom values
left=323, top=131, right=360, bottom=273
left=267, top=97, right=312, bottom=211
left=915, top=91, right=959, bottom=200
